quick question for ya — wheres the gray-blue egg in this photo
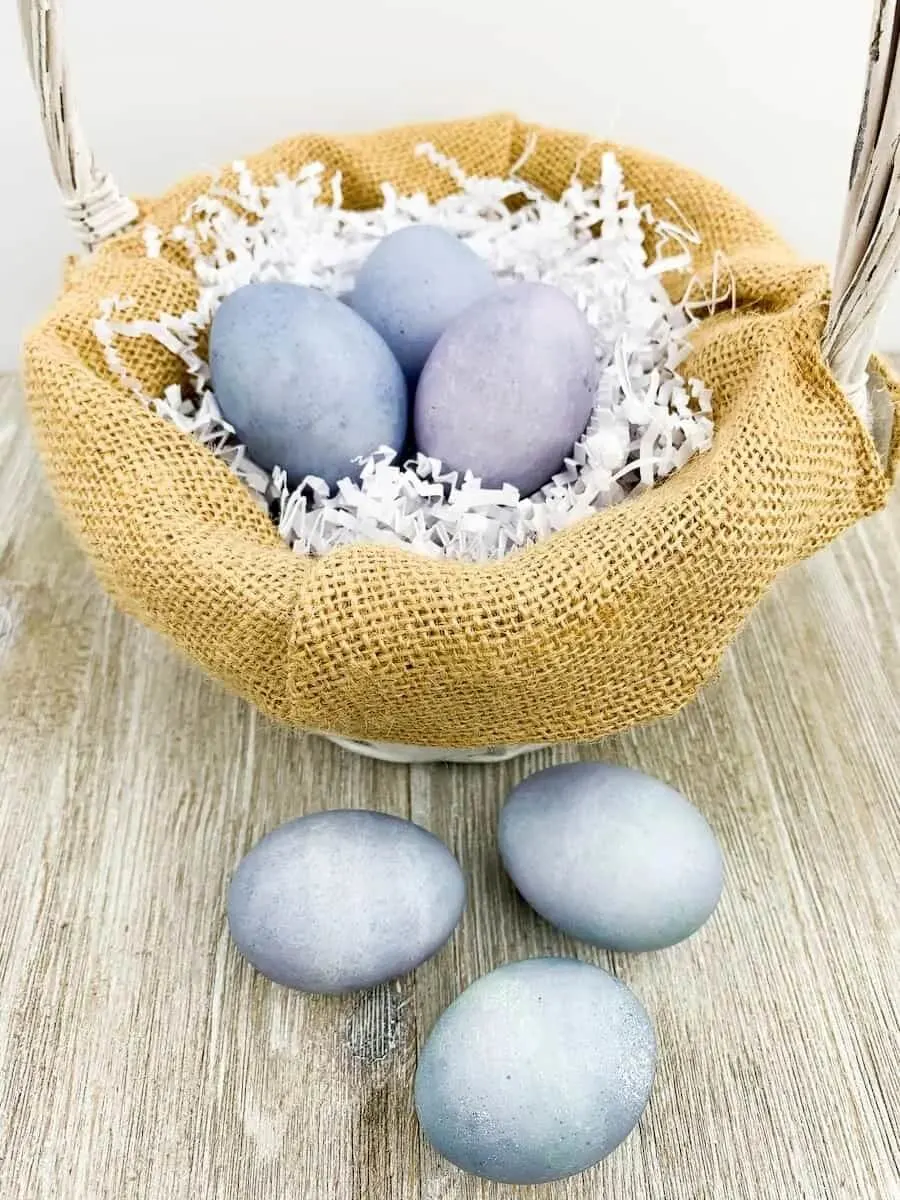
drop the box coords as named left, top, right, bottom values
left=227, top=810, right=465, bottom=993
left=415, top=957, right=656, bottom=1184
left=415, top=282, right=598, bottom=495
left=499, top=763, right=724, bottom=952
left=348, top=225, right=496, bottom=380
left=209, top=282, right=408, bottom=488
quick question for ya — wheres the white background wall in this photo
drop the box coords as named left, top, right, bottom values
left=1, top=0, right=898, bottom=370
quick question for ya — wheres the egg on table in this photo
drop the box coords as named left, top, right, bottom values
left=414, top=282, right=598, bottom=495
left=349, top=225, right=496, bottom=381
left=209, top=281, right=408, bottom=488
left=227, top=810, right=466, bottom=993
left=415, top=957, right=656, bottom=1184
left=499, top=762, right=724, bottom=952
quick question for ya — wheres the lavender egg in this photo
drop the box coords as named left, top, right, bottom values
left=499, top=763, right=724, bottom=952
left=349, top=225, right=496, bottom=380
left=227, top=810, right=465, bottom=994
left=414, top=282, right=598, bottom=495
left=209, top=281, right=407, bottom=488
left=415, top=958, right=656, bottom=1184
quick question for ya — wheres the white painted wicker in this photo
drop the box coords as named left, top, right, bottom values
left=19, top=0, right=900, bottom=764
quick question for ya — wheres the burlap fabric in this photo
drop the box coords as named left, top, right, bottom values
left=22, top=114, right=900, bottom=748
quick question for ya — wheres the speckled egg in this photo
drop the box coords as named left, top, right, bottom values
left=415, top=957, right=656, bottom=1184
left=349, top=225, right=496, bottom=380
left=499, top=762, right=724, bottom=952
left=414, top=282, right=598, bottom=495
left=209, top=281, right=408, bottom=488
left=227, top=810, right=465, bottom=993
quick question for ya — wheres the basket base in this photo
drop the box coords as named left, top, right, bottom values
left=323, top=735, right=543, bottom=764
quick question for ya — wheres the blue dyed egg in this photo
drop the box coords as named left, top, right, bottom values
left=349, top=225, right=496, bottom=380
left=209, top=282, right=407, bottom=488
left=227, top=810, right=466, bottom=994
left=499, top=763, right=724, bottom=952
left=415, top=282, right=598, bottom=495
left=415, top=958, right=656, bottom=1184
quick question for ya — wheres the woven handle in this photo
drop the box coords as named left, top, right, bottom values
left=18, top=0, right=137, bottom=246
left=824, top=0, right=900, bottom=412
left=18, top=0, right=900, bottom=395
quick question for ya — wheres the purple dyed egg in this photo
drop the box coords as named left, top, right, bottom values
left=227, top=810, right=466, bottom=994
left=414, top=282, right=598, bottom=495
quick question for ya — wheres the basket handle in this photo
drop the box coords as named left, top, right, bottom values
left=824, top=0, right=900, bottom=413
left=17, top=0, right=900, bottom=397
left=18, top=0, right=138, bottom=247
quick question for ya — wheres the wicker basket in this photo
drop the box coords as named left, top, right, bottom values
left=18, top=0, right=900, bottom=764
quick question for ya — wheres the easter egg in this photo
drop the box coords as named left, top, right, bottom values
left=227, top=810, right=465, bottom=993
left=349, top=225, right=496, bottom=380
left=499, top=762, right=724, bottom=952
left=209, top=281, right=408, bottom=488
left=414, top=282, right=598, bottom=495
left=415, top=957, right=656, bottom=1184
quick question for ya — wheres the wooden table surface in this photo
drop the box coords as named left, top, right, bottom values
left=0, top=373, right=898, bottom=1200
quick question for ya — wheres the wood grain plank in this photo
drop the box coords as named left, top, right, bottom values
left=0, top=378, right=417, bottom=1200
left=1, top=372, right=898, bottom=1200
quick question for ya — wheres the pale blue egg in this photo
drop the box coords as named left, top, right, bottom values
left=209, top=282, right=408, bottom=488
left=415, top=282, right=598, bottom=495
left=499, top=763, right=724, bottom=952
left=227, top=810, right=465, bottom=994
left=415, top=958, right=656, bottom=1184
left=349, top=225, right=496, bottom=380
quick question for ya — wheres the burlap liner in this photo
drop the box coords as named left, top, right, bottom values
left=22, top=114, right=899, bottom=748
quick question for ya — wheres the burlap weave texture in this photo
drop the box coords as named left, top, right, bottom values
left=22, top=114, right=899, bottom=747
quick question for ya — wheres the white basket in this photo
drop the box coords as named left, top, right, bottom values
left=19, top=0, right=900, bottom=763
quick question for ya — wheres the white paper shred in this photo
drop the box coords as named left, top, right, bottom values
left=93, top=144, right=723, bottom=562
